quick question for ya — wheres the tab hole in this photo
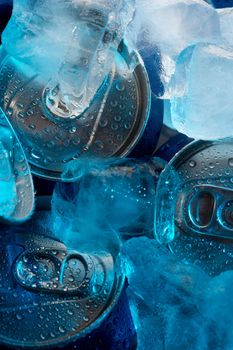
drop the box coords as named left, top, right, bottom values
left=220, top=201, right=233, bottom=230
left=189, top=191, right=215, bottom=228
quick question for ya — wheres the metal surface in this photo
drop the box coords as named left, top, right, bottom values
left=0, top=221, right=132, bottom=349
left=159, top=139, right=233, bottom=275
left=0, top=42, right=151, bottom=182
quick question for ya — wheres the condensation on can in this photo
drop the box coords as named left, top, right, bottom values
left=156, top=139, right=233, bottom=276
left=0, top=41, right=151, bottom=182
left=0, top=200, right=137, bottom=350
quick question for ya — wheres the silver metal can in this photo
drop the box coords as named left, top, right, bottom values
left=155, top=138, right=233, bottom=276
left=0, top=200, right=137, bottom=349
left=0, top=42, right=151, bottom=182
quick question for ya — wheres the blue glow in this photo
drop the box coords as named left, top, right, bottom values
left=121, top=237, right=233, bottom=350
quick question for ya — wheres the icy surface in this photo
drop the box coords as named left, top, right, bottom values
left=0, top=138, right=17, bottom=219
left=2, top=0, right=135, bottom=117
left=128, top=0, right=220, bottom=97
left=218, top=8, right=233, bottom=47
left=137, top=0, right=219, bottom=57
left=50, top=157, right=165, bottom=253
left=121, top=237, right=233, bottom=350
left=170, top=43, right=233, bottom=140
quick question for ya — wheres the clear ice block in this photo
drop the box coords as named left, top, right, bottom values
left=51, top=157, right=165, bottom=251
left=135, top=0, right=220, bottom=98
left=218, top=8, right=233, bottom=47
left=170, top=43, right=233, bottom=140
left=2, top=0, right=135, bottom=118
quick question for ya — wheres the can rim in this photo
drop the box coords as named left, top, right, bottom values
left=29, top=41, right=151, bottom=182
left=165, top=139, right=216, bottom=169
left=0, top=256, right=126, bottom=349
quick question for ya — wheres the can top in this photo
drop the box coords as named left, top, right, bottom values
left=0, top=227, right=124, bottom=348
left=0, top=42, right=151, bottom=182
left=156, top=139, right=233, bottom=275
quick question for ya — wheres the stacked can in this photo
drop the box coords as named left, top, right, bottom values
left=0, top=1, right=164, bottom=349
left=0, top=200, right=137, bottom=350
left=155, top=139, right=233, bottom=277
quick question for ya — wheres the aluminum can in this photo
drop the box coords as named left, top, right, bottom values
left=0, top=2, right=164, bottom=180
left=0, top=40, right=154, bottom=182
left=155, top=138, right=233, bottom=276
left=0, top=197, right=137, bottom=350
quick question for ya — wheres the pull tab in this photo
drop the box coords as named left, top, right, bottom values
left=14, top=249, right=94, bottom=296
left=176, top=184, right=233, bottom=240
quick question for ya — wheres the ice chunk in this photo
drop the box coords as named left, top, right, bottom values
left=202, top=271, right=233, bottom=349
left=51, top=157, right=165, bottom=252
left=155, top=163, right=181, bottom=244
left=170, top=43, right=233, bottom=140
left=121, top=237, right=233, bottom=350
left=0, top=140, right=17, bottom=219
left=129, top=0, right=220, bottom=97
left=2, top=0, right=135, bottom=118
left=133, top=0, right=220, bottom=55
left=218, top=8, right=233, bottom=47
left=120, top=237, right=210, bottom=350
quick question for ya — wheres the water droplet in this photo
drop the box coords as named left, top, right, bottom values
left=16, top=314, right=23, bottom=320
left=69, top=126, right=77, bottom=134
left=6, top=107, right=13, bottom=116
left=110, top=100, right=118, bottom=108
left=124, top=123, right=131, bottom=130
left=28, top=124, right=36, bottom=130
left=114, top=116, right=121, bottom=122
left=116, top=82, right=125, bottom=92
left=189, top=160, right=196, bottom=168
left=59, top=326, right=65, bottom=333
left=229, top=158, right=233, bottom=167
left=209, top=163, right=215, bottom=169
left=99, top=119, right=108, bottom=128
left=111, top=123, right=118, bottom=131
left=94, top=140, right=104, bottom=150
left=16, top=103, right=24, bottom=109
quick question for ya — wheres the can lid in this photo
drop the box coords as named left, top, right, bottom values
left=0, top=42, right=151, bottom=182
left=0, top=229, right=124, bottom=348
left=156, top=139, right=233, bottom=275
left=0, top=108, right=34, bottom=222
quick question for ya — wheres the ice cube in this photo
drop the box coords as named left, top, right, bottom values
left=120, top=237, right=211, bottom=350
left=121, top=236, right=233, bottom=350
left=0, top=139, right=17, bottom=219
left=132, top=0, right=220, bottom=98
left=2, top=0, right=135, bottom=117
left=201, top=270, right=233, bottom=349
left=218, top=8, right=233, bottom=47
left=51, top=157, right=165, bottom=252
left=170, top=43, right=233, bottom=140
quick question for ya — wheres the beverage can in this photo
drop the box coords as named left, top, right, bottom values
left=0, top=197, right=137, bottom=349
left=0, top=42, right=152, bottom=182
left=155, top=139, right=233, bottom=276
